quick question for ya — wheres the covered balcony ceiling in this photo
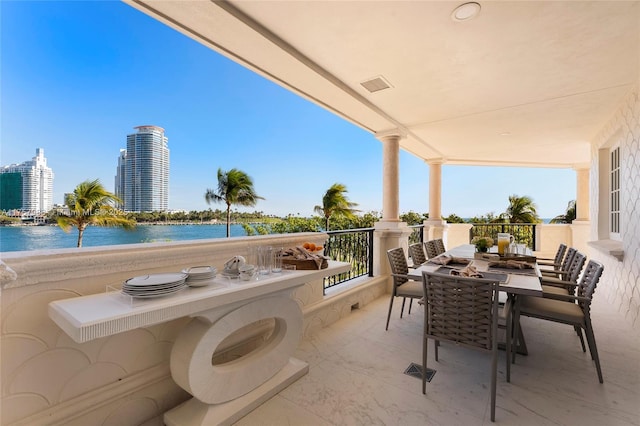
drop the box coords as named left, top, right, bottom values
left=125, top=0, right=639, bottom=168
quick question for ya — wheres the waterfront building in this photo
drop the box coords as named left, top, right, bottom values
left=0, top=148, right=54, bottom=212
left=118, top=125, right=169, bottom=212
left=114, top=149, right=126, bottom=209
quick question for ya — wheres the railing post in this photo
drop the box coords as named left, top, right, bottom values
left=532, top=224, right=536, bottom=250
left=368, top=229, right=374, bottom=277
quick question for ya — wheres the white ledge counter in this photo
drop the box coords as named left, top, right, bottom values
left=49, top=260, right=350, bottom=426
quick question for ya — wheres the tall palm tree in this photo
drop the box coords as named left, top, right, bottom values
left=204, top=168, right=264, bottom=237
left=314, top=183, right=359, bottom=230
left=504, top=194, right=540, bottom=223
left=57, top=179, right=136, bottom=247
left=550, top=200, right=577, bottom=223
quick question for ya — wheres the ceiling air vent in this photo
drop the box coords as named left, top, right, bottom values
left=360, top=76, right=392, bottom=93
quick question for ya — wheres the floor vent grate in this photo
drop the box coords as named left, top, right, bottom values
left=404, top=362, right=436, bottom=382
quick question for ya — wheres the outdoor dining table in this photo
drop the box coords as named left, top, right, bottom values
left=407, top=244, right=543, bottom=355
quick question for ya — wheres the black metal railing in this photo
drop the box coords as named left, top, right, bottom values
left=408, top=224, right=424, bottom=245
left=470, top=223, right=537, bottom=249
left=323, top=227, right=374, bottom=293
left=318, top=223, right=537, bottom=294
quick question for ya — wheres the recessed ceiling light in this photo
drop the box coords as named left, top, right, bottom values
left=451, top=2, right=481, bottom=22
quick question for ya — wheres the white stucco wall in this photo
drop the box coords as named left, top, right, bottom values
left=590, top=82, right=640, bottom=326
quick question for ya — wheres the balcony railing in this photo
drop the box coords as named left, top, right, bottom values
left=321, top=223, right=536, bottom=294
left=408, top=224, right=424, bottom=245
left=323, top=227, right=374, bottom=293
left=470, top=223, right=537, bottom=249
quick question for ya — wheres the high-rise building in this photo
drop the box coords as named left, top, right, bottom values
left=116, top=126, right=169, bottom=212
left=0, top=148, right=54, bottom=212
left=114, top=149, right=126, bottom=210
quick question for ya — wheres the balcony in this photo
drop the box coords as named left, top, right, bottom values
left=1, top=231, right=638, bottom=425
left=2, top=1, right=638, bottom=424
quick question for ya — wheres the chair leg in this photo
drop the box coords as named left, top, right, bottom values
left=491, top=345, right=498, bottom=422
left=408, top=298, right=413, bottom=314
left=575, top=325, right=586, bottom=352
left=385, top=295, right=395, bottom=330
left=512, top=299, right=521, bottom=364
left=506, top=309, right=512, bottom=383
left=584, top=320, right=604, bottom=383
left=422, top=337, right=428, bottom=394
left=400, top=297, right=407, bottom=318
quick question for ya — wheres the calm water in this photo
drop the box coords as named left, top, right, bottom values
left=0, top=224, right=248, bottom=252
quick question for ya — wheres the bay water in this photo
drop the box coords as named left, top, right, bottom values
left=0, top=224, right=248, bottom=253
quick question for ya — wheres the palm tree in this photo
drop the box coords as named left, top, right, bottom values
left=314, top=183, right=359, bottom=230
left=504, top=194, right=541, bottom=223
left=204, top=168, right=264, bottom=237
left=57, top=179, right=136, bottom=247
left=550, top=200, right=576, bottom=223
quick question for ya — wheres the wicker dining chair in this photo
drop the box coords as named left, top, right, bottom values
left=423, top=240, right=440, bottom=259
left=433, top=238, right=446, bottom=255
left=422, top=271, right=506, bottom=422
left=517, top=260, right=605, bottom=383
left=385, top=247, right=423, bottom=330
left=537, top=243, right=567, bottom=268
left=541, top=251, right=586, bottom=296
left=540, top=246, right=576, bottom=278
left=408, top=243, right=427, bottom=267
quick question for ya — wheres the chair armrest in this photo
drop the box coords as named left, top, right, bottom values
left=391, top=273, right=411, bottom=281
left=540, top=277, right=577, bottom=294
left=541, top=292, right=591, bottom=303
left=540, top=276, right=573, bottom=286
left=537, top=260, right=560, bottom=267
left=541, top=269, right=570, bottom=278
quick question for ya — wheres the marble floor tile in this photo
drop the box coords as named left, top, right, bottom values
left=234, top=395, right=331, bottom=426
left=234, top=293, right=640, bottom=425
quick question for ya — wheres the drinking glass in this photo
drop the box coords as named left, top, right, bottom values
left=272, top=247, right=283, bottom=273
left=258, top=246, right=272, bottom=275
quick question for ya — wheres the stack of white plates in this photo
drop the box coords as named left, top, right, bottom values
left=182, top=266, right=217, bottom=287
left=122, top=273, right=188, bottom=298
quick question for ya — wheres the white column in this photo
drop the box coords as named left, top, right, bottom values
left=424, top=159, right=447, bottom=242
left=373, top=130, right=412, bottom=278
left=575, top=165, right=590, bottom=221
left=428, top=159, right=443, bottom=221
left=376, top=131, right=403, bottom=221
left=570, top=164, right=591, bottom=254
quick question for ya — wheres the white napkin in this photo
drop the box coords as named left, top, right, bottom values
left=450, top=264, right=483, bottom=278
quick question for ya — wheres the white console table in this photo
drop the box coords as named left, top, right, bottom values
left=49, top=261, right=350, bottom=426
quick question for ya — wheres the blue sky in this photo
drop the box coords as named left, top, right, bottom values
left=1, top=1, right=576, bottom=219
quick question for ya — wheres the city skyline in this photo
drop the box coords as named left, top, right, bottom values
left=2, top=1, right=577, bottom=219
